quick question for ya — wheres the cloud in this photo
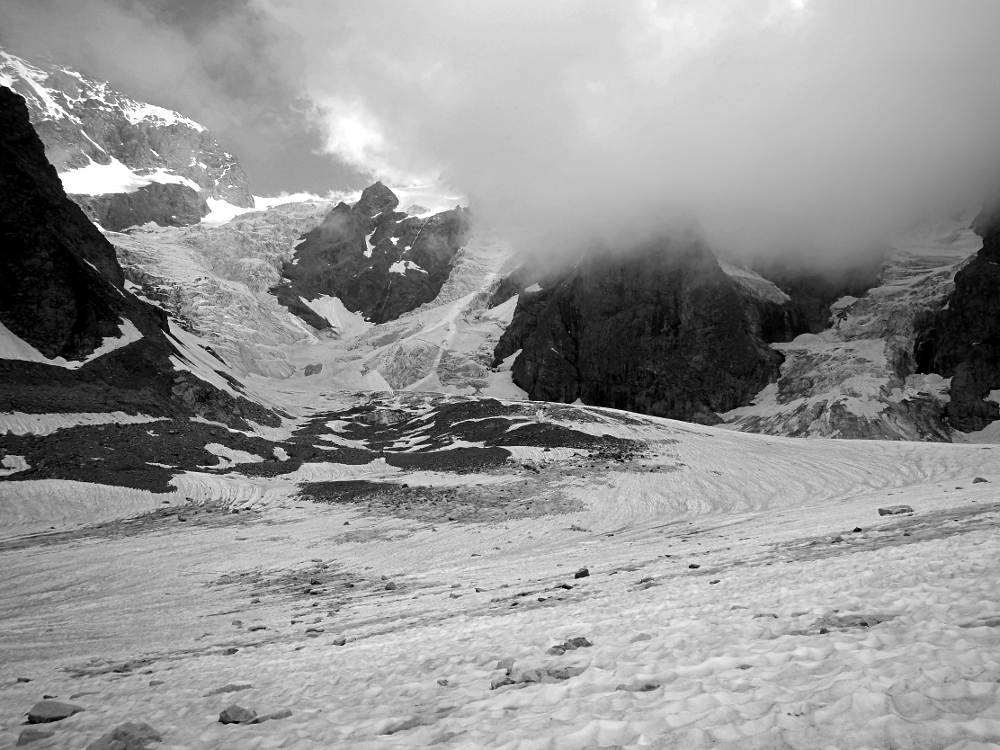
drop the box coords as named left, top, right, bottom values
left=0, top=0, right=369, bottom=194
left=7, top=0, right=1000, bottom=261
left=265, top=0, right=1000, bottom=260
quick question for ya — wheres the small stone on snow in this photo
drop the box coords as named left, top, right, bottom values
left=219, top=704, right=257, bottom=725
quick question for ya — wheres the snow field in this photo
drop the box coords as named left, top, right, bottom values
left=2, top=415, right=1000, bottom=748
left=0, top=412, right=163, bottom=436
left=1, top=491, right=999, bottom=749
left=58, top=158, right=202, bottom=196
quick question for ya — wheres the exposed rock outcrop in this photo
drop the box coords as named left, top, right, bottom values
left=724, top=219, right=981, bottom=440
left=0, top=85, right=160, bottom=361
left=273, top=182, right=470, bottom=327
left=914, top=201, right=1000, bottom=431
left=751, top=253, right=886, bottom=336
left=73, top=183, right=209, bottom=231
left=0, top=86, right=276, bottom=428
left=494, top=235, right=783, bottom=424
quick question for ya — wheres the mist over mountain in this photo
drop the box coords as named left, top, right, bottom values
left=0, top=0, right=369, bottom=195
left=7, top=10, right=1000, bottom=748
left=264, top=0, right=1000, bottom=263
left=6, top=0, right=1000, bottom=267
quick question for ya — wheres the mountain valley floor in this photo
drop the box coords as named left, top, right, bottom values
left=2, top=400, right=1000, bottom=749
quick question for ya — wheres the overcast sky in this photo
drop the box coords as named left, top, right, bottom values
left=5, top=0, right=1000, bottom=258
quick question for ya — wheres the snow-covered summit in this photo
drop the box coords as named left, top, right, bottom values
left=0, top=49, right=253, bottom=212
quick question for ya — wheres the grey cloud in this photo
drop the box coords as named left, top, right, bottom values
left=267, top=0, right=1000, bottom=260
left=0, top=0, right=368, bottom=194
left=6, top=0, right=1000, bottom=262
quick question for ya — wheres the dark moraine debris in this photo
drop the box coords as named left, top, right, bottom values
left=546, top=636, right=592, bottom=655
left=491, top=665, right=587, bottom=689
left=615, top=682, right=661, bottom=693
left=0, top=420, right=286, bottom=492
left=320, top=397, right=644, bottom=459
left=297, top=477, right=582, bottom=523
left=383, top=447, right=513, bottom=473
left=203, top=683, right=252, bottom=697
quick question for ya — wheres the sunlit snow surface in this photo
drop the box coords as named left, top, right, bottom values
left=59, top=158, right=201, bottom=195
left=299, top=295, right=372, bottom=337
left=202, top=181, right=463, bottom=226
left=1, top=399, right=1000, bottom=749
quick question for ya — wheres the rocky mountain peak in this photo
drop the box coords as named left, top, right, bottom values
left=0, top=86, right=278, bottom=428
left=0, top=49, right=254, bottom=232
left=353, top=181, right=399, bottom=222
left=494, top=235, right=783, bottom=423
left=272, top=184, right=470, bottom=329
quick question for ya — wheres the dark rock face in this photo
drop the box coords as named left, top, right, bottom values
left=752, top=254, right=885, bottom=336
left=914, top=203, right=1000, bottom=431
left=353, top=180, right=399, bottom=220
left=0, top=87, right=276, bottom=428
left=488, top=260, right=546, bottom=310
left=494, top=236, right=783, bottom=423
left=0, top=51, right=253, bottom=208
left=273, top=182, right=470, bottom=327
left=0, top=85, right=153, bottom=360
left=72, top=183, right=209, bottom=231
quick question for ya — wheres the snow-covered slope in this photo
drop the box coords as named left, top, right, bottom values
left=0, top=49, right=253, bottom=217
left=270, top=231, right=523, bottom=399
left=722, top=215, right=984, bottom=440
left=112, top=200, right=334, bottom=378
left=106, top=181, right=521, bottom=395
left=2, top=393, right=1000, bottom=749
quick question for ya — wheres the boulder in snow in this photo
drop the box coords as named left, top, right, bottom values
left=219, top=704, right=257, bottom=725
left=26, top=700, right=84, bottom=724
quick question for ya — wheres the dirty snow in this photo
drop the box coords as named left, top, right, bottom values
left=2, top=413, right=1000, bottom=749
left=0, top=412, right=163, bottom=436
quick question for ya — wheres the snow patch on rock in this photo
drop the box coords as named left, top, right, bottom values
left=299, top=295, right=372, bottom=338
left=388, top=260, right=426, bottom=275
left=60, top=158, right=201, bottom=195
left=0, top=412, right=163, bottom=436
left=0, top=318, right=142, bottom=370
